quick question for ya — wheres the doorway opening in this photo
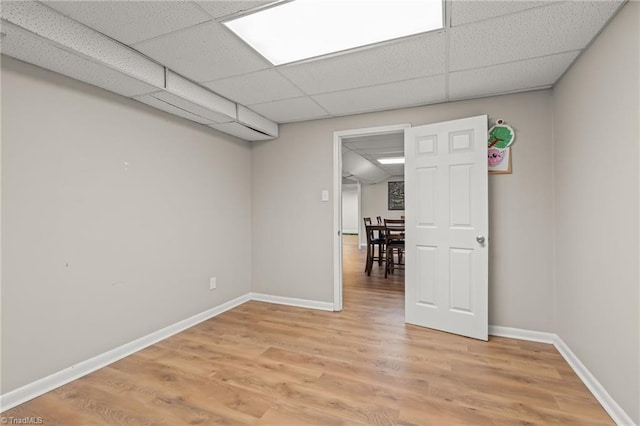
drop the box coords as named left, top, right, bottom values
left=333, top=124, right=410, bottom=312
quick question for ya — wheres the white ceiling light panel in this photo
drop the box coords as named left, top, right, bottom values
left=224, top=0, right=443, bottom=65
left=377, top=157, right=405, bottom=165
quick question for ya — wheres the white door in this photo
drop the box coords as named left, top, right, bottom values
left=404, top=115, right=489, bottom=340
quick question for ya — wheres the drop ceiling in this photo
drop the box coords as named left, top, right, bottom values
left=0, top=0, right=625, bottom=135
left=343, top=132, right=405, bottom=184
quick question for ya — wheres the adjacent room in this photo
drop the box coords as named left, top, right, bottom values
left=1, top=0, right=638, bottom=424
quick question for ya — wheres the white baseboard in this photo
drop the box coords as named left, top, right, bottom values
left=0, top=293, right=251, bottom=412
left=490, top=325, right=635, bottom=426
left=553, top=336, right=635, bottom=426
left=250, top=292, right=334, bottom=311
left=489, top=325, right=556, bottom=344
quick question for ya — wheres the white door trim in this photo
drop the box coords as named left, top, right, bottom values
left=333, top=123, right=411, bottom=311
left=356, top=181, right=363, bottom=248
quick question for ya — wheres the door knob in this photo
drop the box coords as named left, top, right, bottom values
left=476, top=235, right=486, bottom=244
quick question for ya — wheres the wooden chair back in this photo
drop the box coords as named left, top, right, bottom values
left=383, top=219, right=405, bottom=242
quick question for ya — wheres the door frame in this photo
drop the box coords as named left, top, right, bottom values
left=332, top=123, right=411, bottom=311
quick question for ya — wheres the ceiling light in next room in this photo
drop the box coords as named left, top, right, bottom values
left=378, top=157, right=405, bottom=165
left=223, top=0, right=444, bottom=66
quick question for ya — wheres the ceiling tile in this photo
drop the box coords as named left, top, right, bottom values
left=355, top=147, right=404, bottom=160
left=312, top=75, right=446, bottom=117
left=362, top=152, right=405, bottom=162
left=279, top=32, right=445, bottom=94
left=44, top=1, right=211, bottom=45
left=377, top=164, right=405, bottom=176
left=249, top=97, right=330, bottom=123
left=203, top=70, right=304, bottom=105
left=2, top=1, right=165, bottom=87
left=196, top=0, right=275, bottom=19
left=449, top=51, right=580, bottom=100
left=449, top=1, right=623, bottom=71
left=342, top=151, right=390, bottom=184
left=450, top=1, right=549, bottom=26
left=342, top=133, right=405, bottom=181
left=1, top=23, right=157, bottom=97
left=343, top=133, right=404, bottom=152
left=132, top=21, right=270, bottom=82
left=355, top=147, right=404, bottom=157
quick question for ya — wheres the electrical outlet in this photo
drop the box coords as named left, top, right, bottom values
left=209, top=277, right=217, bottom=290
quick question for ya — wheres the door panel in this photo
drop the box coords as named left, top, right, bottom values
left=416, top=167, right=436, bottom=224
left=405, top=115, right=488, bottom=340
left=416, top=246, right=437, bottom=306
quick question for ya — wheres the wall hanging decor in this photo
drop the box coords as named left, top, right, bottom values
left=388, top=181, right=405, bottom=210
left=487, top=119, right=515, bottom=174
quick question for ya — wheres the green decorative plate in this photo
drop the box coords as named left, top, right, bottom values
left=487, top=119, right=515, bottom=150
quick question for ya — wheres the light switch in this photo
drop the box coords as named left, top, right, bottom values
left=321, top=190, right=329, bottom=202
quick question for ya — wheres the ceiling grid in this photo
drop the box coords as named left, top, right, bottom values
left=0, top=0, right=626, bottom=139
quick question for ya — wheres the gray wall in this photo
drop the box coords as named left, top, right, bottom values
left=1, top=57, right=253, bottom=393
left=252, top=89, right=555, bottom=332
left=361, top=176, right=405, bottom=224
left=553, top=1, right=639, bottom=422
left=341, top=184, right=359, bottom=234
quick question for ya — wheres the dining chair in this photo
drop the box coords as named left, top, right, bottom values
left=384, top=219, right=405, bottom=278
left=364, top=217, right=385, bottom=275
left=376, top=216, right=386, bottom=241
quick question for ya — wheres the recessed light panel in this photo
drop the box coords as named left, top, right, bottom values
left=224, top=0, right=443, bottom=65
left=378, top=157, right=405, bottom=165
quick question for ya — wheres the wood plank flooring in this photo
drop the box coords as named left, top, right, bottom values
left=2, top=235, right=613, bottom=425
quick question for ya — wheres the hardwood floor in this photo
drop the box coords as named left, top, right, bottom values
left=2, top=235, right=612, bottom=425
